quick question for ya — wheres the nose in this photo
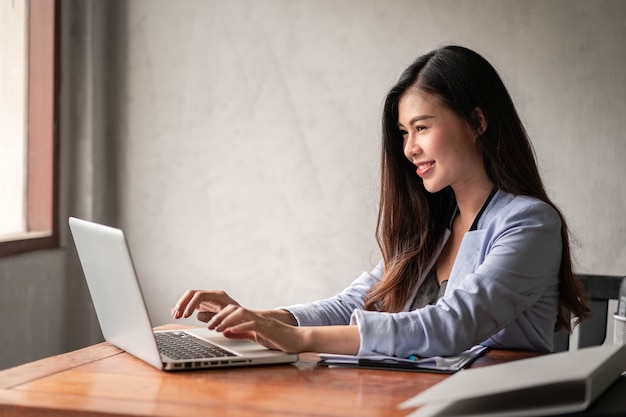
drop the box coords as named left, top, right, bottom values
left=403, top=132, right=422, bottom=162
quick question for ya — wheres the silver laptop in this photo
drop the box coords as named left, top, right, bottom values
left=68, top=217, right=298, bottom=371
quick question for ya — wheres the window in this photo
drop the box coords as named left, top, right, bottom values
left=0, top=0, right=59, bottom=257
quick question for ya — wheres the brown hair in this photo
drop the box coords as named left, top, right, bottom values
left=365, top=45, right=590, bottom=332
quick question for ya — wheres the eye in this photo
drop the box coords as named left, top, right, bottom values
left=399, top=128, right=408, bottom=138
left=416, top=125, right=426, bottom=132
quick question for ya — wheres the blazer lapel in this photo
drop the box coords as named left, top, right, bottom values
left=445, top=230, right=487, bottom=293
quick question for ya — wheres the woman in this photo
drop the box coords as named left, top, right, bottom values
left=171, top=45, right=590, bottom=358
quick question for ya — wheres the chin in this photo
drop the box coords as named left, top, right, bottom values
left=422, top=182, right=445, bottom=194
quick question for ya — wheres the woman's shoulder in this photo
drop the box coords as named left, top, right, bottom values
left=483, top=190, right=561, bottom=229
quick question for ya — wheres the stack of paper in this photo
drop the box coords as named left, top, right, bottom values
left=318, top=345, right=488, bottom=373
left=399, top=344, right=626, bottom=417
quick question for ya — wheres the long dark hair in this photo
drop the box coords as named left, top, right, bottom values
left=366, top=45, right=590, bottom=332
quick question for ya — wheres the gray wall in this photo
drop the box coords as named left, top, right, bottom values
left=1, top=0, right=624, bottom=369
left=115, top=0, right=626, bottom=326
left=0, top=252, right=66, bottom=368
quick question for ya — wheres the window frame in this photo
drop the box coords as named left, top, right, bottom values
left=0, top=0, right=60, bottom=257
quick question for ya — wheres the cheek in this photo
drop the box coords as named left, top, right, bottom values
left=436, top=135, right=471, bottom=170
left=449, top=129, right=476, bottom=157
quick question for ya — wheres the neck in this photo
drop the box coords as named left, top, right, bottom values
left=452, top=177, right=495, bottom=224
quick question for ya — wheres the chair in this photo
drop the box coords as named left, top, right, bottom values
left=554, top=274, right=625, bottom=352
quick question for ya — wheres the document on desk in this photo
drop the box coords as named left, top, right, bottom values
left=399, top=344, right=626, bottom=417
left=318, top=345, right=487, bottom=373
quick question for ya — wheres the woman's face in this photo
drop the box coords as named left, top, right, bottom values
left=398, top=89, right=484, bottom=194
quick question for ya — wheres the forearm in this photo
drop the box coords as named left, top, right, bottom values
left=300, top=325, right=361, bottom=355
left=218, top=308, right=360, bottom=355
left=278, top=263, right=384, bottom=327
left=260, top=309, right=298, bottom=326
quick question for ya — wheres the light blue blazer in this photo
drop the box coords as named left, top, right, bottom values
left=284, top=190, right=562, bottom=358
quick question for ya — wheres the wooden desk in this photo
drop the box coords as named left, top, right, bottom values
left=0, top=331, right=540, bottom=417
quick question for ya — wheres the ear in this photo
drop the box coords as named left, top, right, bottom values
left=471, top=107, right=488, bottom=137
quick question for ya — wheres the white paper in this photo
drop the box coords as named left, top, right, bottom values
left=318, top=345, right=487, bottom=372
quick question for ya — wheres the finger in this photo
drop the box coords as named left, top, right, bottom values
left=185, top=290, right=228, bottom=318
left=222, top=321, right=268, bottom=346
left=197, top=311, right=216, bottom=323
left=171, top=289, right=198, bottom=319
left=222, top=321, right=260, bottom=338
left=183, top=291, right=209, bottom=318
left=207, top=304, right=242, bottom=330
left=222, top=326, right=257, bottom=341
left=222, top=321, right=282, bottom=352
left=208, top=305, right=247, bottom=331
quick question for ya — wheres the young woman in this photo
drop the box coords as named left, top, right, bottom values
left=171, top=45, right=590, bottom=358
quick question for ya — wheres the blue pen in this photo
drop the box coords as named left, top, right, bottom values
left=408, top=355, right=419, bottom=361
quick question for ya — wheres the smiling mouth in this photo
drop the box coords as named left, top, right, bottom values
left=416, top=161, right=435, bottom=176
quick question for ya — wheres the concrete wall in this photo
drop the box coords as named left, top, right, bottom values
left=111, top=0, right=626, bottom=326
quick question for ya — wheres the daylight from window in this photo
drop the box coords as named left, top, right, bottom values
left=0, top=1, right=27, bottom=239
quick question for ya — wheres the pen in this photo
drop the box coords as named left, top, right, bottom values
left=408, top=355, right=419, bottom=361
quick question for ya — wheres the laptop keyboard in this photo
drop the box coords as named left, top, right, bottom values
left=155, top=331, right=235, bottom=360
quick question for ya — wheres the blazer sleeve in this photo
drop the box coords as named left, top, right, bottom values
left=280, top=261, right=384, bottom=326
left=352, top=197, right=562, bottom=358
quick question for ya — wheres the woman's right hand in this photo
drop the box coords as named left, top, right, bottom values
left=171, top=289, right=240, bottom=323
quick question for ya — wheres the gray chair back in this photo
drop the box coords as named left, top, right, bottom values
left=554, top=274, right=625, bottom=352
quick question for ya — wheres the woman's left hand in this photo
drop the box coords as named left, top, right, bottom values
left=207, top=305, right=308, bottom=353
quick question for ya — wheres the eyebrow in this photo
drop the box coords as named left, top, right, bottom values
left=397, top=115, right=436, bottom=127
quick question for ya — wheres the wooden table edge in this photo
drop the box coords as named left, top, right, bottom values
left=0, top=342, right=123, bottom=389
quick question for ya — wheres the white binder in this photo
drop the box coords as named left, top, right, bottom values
left=399, top=344, right=626, bottom=417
